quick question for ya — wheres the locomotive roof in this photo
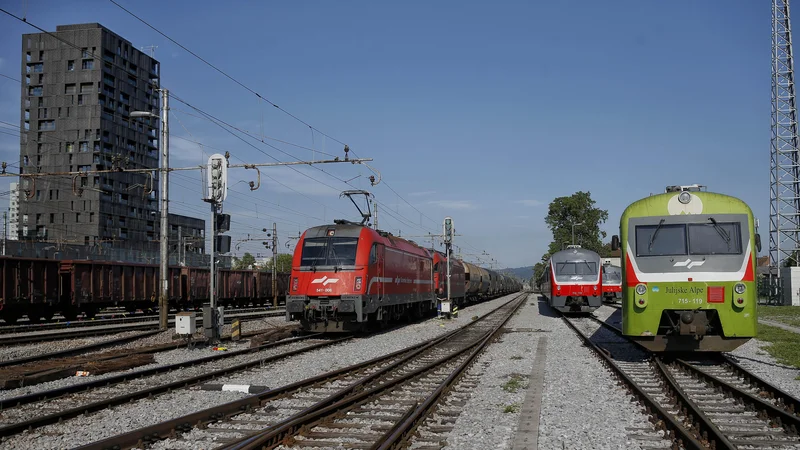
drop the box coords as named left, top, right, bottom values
left=621, top=190, right=754, bottom=221
left=303, top=223, right=431, bottom=256
left=548, top=247, right=601, bottom=262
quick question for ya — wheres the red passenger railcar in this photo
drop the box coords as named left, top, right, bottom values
left=286, top=222, right=436, bottom=332
left=539, top=246, right=603, bottom=313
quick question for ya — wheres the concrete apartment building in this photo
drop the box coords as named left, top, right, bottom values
left=18, top=23, right=203, bottom=253
left=7, top=182, right=19, bottom=241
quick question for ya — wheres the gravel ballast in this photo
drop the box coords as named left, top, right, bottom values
left=728, top=337, right=800, bottom=395
left=444, top=297, right=653, bottom=450
left=1, top=295, right=521, bottom=449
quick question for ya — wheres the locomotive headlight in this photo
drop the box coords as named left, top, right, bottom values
left=355, top=277, right=363, bottom=291
left=734, top=283, right=746, bottom=294
left=635, top=284, right=647, bottom=295
left=292, top=277, right=298, bottom=291
left=678, top=192, right=691, bottom=204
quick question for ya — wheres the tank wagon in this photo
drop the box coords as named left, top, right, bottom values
left=0, top=256, right=289, bottom=324
left=601, top=263, right=622, bottom=303
left=285, top=221, right=520, bottom=332
left=539, top=245, right=603, bottom=313
left=611, top=184, right=759, bottom=352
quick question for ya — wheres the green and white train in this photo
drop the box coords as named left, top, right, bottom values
left=610, top=185, right=760, bottom=352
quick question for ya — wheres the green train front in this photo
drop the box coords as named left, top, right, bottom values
left=611, top=185, right=760, bottom=352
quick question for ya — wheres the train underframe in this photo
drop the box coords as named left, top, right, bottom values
left=630, top=309, right=750, bottom=352
left=548, top=294, right=602, bottom=313
left=287, top=291, right=516, bottom=332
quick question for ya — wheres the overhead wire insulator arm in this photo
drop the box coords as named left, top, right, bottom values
left=244, top=164, right=261, bottom=191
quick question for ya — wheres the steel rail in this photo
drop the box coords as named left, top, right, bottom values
left=0, top=310, right=282, bottom=345
left=224, top=294, right=527, bottom=450
left=76, top=293, right=526, bottom=450
left=723, top=354, right=800, bottom=418
left=0, top=330, right=160, bottom=368
left=675, top=358, right=800, bottom=435
left=560, top=316, right=705, bottom=450
left=0, top=334, right=345, bottom=439
left=373, top=293, right=526, bottom=449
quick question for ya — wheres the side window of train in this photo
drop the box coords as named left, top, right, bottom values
left=369, top=244, right=378, bottom=265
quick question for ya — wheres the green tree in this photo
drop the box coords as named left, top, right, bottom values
left=261, top=253, right=294, bottom=273
left=544, top=191, right=609, bottom=255
left=232, top=252, right=256, bottom=270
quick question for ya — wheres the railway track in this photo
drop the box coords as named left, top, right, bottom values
left=0, top=333, right=346, bottom=441
left=0, top=307, right=285, bottom=335
left=562, top=311, right=800, bottom=449
left=73, top=292, right=528, bottom=450
left=0, top=309, right=285, bottom=346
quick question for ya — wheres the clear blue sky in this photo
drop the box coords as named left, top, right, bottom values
left=0, top=0, right=769, bottom=269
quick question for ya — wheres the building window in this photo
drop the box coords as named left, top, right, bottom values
left=39, top=120, right=55, bottom=131
left=66, top=143, right=74, bottom=153
left=77, top=165, right=90, bottom=172
left=79, top=142, right=88, bottom=152
left=23, top=156, right=29, bottom=166
left=24, top=110, right=30, bottom=120
left=49, top=190, right=53, bottom=200
left=68, top=60, right=74, bottom=71
left=65, top=84, right=76, bottom=94
left=26, top=52, right=31, bottom=62
left=82, top=60, right=94, bottom=70
left=77, top=95, right=84, bottom=105
left=28, top=86, right=42, bottom=96
left=36, top=213, right=42, bottom=223
left=49, top=213, right=54, bottom=223
left=76, top=213, right=81, bottom=223
left=81, top=48, right=89, bottom=58
left=79, top=83, right=93, bottom=93
left=38, top=108, right=48, bottom=119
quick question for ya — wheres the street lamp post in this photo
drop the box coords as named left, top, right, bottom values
left=131, top=88, right=169, bottom=330
left=572, top=222, right=583, bottom=246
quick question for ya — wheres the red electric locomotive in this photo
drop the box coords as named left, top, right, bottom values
left=539, top=245, right=603, bottom=313
left=286, top=221, right=436, bottom=332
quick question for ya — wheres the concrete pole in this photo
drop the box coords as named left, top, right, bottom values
left=210, top=203, right=217, bottom=337
left=272, top=222, right=277, bottom=307
left=159, top=88, right=170, bottom=331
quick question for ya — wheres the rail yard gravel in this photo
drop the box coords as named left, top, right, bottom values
left=515, top=298, right=649, bottom=450
left=728, top=337, right=800, bottom=394
left=0, top=330, right=147, bottom=362
left=0, top=294, right=520, bottom=450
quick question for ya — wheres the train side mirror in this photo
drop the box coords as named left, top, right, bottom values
left=755, top=233, right=762, bottom=253
left=611, top=235, right=620, bottom=251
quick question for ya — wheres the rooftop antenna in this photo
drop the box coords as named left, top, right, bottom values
left=141, top=45, right=158, bottom=58
left=337, top=190, right=374, bottom=226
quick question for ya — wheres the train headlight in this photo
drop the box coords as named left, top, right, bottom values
left=678, top=192, right=691, bottom=204
left=292, top=277, right=298, bottom=291
left=355, top=277, right=362, bottom=291
left=635, top=284, right=647, bottom=295
left=734, top=283, right=746, bottom=294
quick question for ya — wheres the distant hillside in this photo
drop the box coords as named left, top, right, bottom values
left=499, top=266, right=534, bottom=280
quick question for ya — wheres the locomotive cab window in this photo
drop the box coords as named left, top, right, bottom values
left=554, top=261, right=597, bottom=281
left=635, top=223, right=687, bottom=257
left=369, top=243, right=378, bottom=265
left=688, top=222, right=742, bottom=255
left=300, top=237, right=359, bottom=268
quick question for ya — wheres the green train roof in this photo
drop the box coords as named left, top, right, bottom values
left=620, top=190, right=754, bottom=220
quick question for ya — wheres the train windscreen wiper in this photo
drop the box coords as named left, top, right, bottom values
left=648, top=219, right=666, bottom=253
left=708, top=217, right=731, bottom=249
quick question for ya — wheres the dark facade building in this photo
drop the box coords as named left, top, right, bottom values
left=18, top=23, right=162, bottom=249
left=169, top=213, right=205, bottom=262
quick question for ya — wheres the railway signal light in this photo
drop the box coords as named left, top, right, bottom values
left=207, top=153, right=227, bottom=203
left=443, top=217, right=453, bottom=244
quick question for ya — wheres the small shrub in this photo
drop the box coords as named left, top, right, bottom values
left=503, top=403, right=520, bottom=413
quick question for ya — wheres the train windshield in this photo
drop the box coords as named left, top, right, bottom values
left=299, top=237, right=359, bottom=269
left=688, top=222, right=742, bottom=255
left=636, top=221, right=743, bottom=257
left=603, top=267, right=621, bottom=284
left=635, top=224, right=687, bottom=257
left=554, top=261, right=597, bottom=282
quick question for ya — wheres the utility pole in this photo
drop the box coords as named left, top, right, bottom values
left=131, top=88, right=169, bottom=330
left=158, top=89, right=169, bottom=330
left=272, top=222, right=278, bottom=307
left=373, top=200, right=378, bottom=229
left=2, top=211, right=6, bottom=256
left=177, top=226, right=182, bottom=266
